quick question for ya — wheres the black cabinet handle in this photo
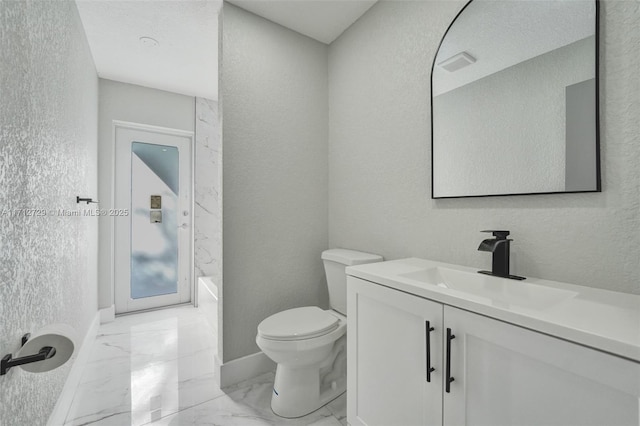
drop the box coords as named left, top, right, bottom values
left=446, top=328, right=455, bottom=393
left=425, top=321, right=435, bottom=382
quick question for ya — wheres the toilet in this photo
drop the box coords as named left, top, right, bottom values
left=256, top=248, right=383, bottom=418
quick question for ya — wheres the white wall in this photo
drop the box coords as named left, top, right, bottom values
left=328, top=0, right=639, bottom=295
left=0, top=2, right=99, bottom=424
left=98, top=79, right=195, bottom=309
left=221, top=4, right=329, bottom=362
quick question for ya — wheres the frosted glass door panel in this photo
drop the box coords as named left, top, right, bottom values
left=130, top=142, right=179, bottom=299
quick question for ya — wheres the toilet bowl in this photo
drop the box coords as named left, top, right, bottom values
left=256, top=249, right=383, bottom=418
left=257, top=307, right=346, bottom=418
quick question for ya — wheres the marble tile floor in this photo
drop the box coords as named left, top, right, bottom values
left=63, top=305, right=346, bottom=426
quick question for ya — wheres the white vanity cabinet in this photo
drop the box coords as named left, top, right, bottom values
left=347, top=276, right=640, bottom=426
left=347, top=276, right=444, bottom=426
left=444, top=305, right=639, bottom=426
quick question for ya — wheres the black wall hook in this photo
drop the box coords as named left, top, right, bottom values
left=76, top=196, right=99, bottom=204
left=1, top=334, right=57, bottom=376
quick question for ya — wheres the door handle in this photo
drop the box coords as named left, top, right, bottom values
left=446, top=328, right=455, bottom=393
left=425, top=321, right=435, bottom=382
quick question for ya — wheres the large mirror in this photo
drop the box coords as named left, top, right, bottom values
left=431, top=0, right=600, bottom=198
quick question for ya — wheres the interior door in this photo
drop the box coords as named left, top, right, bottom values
left=114, top=123, right=193, bottom=314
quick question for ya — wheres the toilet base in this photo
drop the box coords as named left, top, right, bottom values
left=271, top=366, right=346, bottom=418
left=270, top=336, right=347, bottom=418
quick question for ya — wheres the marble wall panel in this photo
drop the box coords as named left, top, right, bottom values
left=195, top=98, right=222, bottom=287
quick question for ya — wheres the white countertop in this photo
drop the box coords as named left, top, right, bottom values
left=347, top=258, right=640, bottom=363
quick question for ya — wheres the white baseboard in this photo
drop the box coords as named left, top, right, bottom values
left=99, top=305, right=115, bottom=324
left=219, top=351, right=276, bottom=389
left=47, top=311, right=100, bottom=426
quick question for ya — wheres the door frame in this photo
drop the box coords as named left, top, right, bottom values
left=111, top=120, right=195, bottom=314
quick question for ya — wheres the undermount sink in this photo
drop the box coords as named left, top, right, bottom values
left=399, top=267, right=577, bottom=310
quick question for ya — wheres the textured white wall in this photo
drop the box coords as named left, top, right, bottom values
left=0, top=2, right=99, bottom=425
left=195, top=98, right=222, bottom=286
left=222, top=4, right=329, bottom=362
left=98, top=79, right=195, bottom=309
left=328, top=0, right=639, bottom=295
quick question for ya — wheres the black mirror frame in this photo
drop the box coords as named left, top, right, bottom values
left=430, top=0, right=601, bottom=199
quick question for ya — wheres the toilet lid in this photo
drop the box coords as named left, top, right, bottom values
left=258, top=307, right=339, bottom=341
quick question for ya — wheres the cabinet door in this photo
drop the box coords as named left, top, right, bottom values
left=444, top=306, right=640, bottom=426
left=347, top=277, right=444, bottom=426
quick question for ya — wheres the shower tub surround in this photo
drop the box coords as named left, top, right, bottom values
left=195, top=97, right=222, bottom=286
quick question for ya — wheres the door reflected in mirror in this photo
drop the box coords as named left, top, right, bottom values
left=431, top=0, right=600, bottom=198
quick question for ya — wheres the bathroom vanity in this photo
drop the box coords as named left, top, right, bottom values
left=346, top=258, right=640, bottom=426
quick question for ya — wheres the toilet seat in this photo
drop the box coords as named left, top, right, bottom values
left=258, top=306, right=339, bottom=341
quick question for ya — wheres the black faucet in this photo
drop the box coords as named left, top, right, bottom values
left=477, top=230, right=525, bottom=280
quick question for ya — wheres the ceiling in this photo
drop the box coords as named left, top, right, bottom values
left=227, top=0, right=377, bottom=44
left=433, top=0, right=596, bottom=96
left=76, top=0, right=221, bottom=99
left=75, top=0, right=377, bottom=100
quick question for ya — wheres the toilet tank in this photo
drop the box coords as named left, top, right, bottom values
left=322, top=249, right=383, bottom=315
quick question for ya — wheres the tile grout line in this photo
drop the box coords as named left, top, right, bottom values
left=137, top=391, right=232, bottom=426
